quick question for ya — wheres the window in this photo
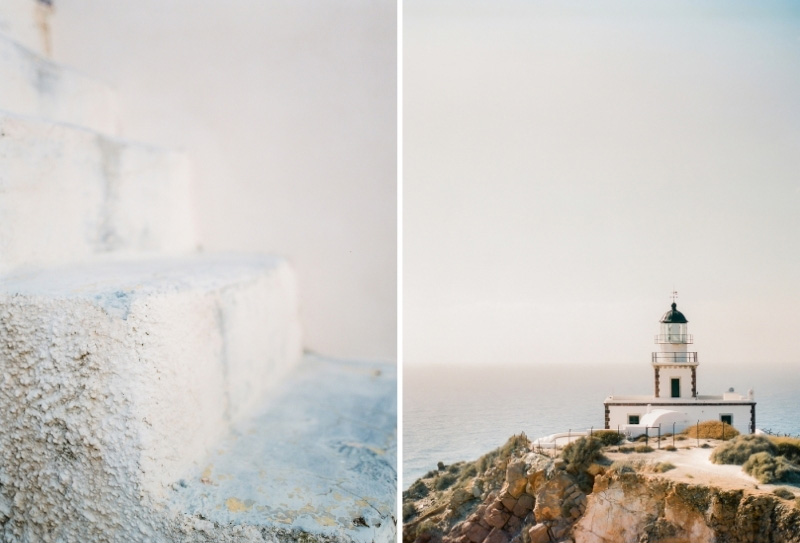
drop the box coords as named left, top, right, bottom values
left=671, top=378, right=680, bottom=398
left=720, top=414, right=733, bottom=426
left=628, top=415, right=640, bottom=425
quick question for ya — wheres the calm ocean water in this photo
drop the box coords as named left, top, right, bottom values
left=403, top=363, right=800, bottom=486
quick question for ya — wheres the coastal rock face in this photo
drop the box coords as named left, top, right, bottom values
left=403, top=435, right=800, bottom=543
left=574, top=473, right=800, bottom=543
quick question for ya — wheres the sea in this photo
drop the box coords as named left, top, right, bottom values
left=403, top=363, right=800, bottom=487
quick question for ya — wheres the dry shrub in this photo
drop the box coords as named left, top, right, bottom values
left=635, top=445, right=654, bottom=453
left=773, top=487, right=795, bottom=500
left=664, top=445, right=677, bottom=452
left=592, top=430, right=624, bottom=446
left=477, top=433, right=530, bottom=472
left=653, top=462, right=676, bottom=473
left=610, top=459, right=643, bottom=474
left=683, top=420, right=740, bottom=440
left=405, top=479, right=429, bottom=499
left=743, top=452, right=800, bottom=484
left=402, top=502, right=417, bottom=521
left=771, top=437, right=800, bottom=463
left=711, top=435, right=777, bottom=465
left=434, top=473, right=457, bottom=491
left=561, top=437, right=604, bottom=474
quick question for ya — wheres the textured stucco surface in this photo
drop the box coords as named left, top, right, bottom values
left=0, top=254, right=303, bottom=541
left=0, top=33, right=118, bottom=134
left=0, top=111, right=197, bottom=271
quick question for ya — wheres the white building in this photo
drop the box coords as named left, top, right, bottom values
left=604, top=302, right=756, bottom=437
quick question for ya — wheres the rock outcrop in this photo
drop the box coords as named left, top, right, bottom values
left=403, top=435, right=800, bottom=543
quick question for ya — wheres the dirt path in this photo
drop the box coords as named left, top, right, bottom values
left=605, top=439, right=799, bottom=497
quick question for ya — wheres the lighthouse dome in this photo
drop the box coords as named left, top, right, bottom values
left=660, top=303, right=688, bottom=323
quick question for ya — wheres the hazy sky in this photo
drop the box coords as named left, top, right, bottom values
left=404, top=1, right=800, bottom=371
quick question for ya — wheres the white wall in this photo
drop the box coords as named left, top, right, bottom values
left=49, top=0, right=396, bottom=361
left=607, top=404, right=754, bottom=436
left=656, top=366, right=695, bottom=399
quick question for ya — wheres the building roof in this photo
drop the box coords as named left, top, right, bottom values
left=660, top=302, right=688, bottom=323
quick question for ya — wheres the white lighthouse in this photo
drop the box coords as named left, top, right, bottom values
left=604, top=299, right=756, bottom=437
left=653, top=302, right=697, bottom=399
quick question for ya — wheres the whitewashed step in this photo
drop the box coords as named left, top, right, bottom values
left=0, top=33, right=118, bottom=134
left=0, top=112, right=197, bottom=272
left=170, top=355, right=397, bottom=543
left=0, top=0, right=51, bottom=58
left=0, top=253, right=303, bottom=542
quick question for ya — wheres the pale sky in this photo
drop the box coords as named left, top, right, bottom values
left=404, top=1, right=800, bottom=370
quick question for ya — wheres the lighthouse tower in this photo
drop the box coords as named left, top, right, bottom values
left=604, top=296, right=757, bottom=437
left=652, top=302, right=698, bottom=399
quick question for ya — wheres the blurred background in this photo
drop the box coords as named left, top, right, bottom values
left=51, top=0, right=397, bottom=362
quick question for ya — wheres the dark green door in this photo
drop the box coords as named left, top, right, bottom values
left=671, top=378, right=680, bottom=398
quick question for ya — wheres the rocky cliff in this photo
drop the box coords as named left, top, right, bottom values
left=403, top=435, right=800, bottom=543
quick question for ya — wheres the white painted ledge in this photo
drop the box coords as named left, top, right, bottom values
left=0, top=253, right=303, bottom=541
left=0, top=112, right=198, bottom=272
left=0, top=33, right=118, bottom=134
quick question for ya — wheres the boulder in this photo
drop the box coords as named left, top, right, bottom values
left=526, top=469, right=547, bottom=495
left=484, top=504, right=510, bottom=529
left=452, top=488, right=475, bottom=508
left=512, top=494, right=534, bottom=517
left=505, top=459, right=528, bottom=498
left=528, top=524, right=550, bottom=543
left=464, top=522, right=490, bottom=543
left=500, top=494, right=518, bottom=512
left=533, top=472, right=574, bottom=521
left=485, top=527, right=509, bottom=543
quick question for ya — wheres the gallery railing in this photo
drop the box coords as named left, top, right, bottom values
left=651, top=352, right=698, bottom=363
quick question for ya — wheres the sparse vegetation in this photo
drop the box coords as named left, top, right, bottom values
left=711, top=435, right=777, bottom=465
left=610, top=459, right=643, bottom=474
left=772, top=437, right=800, bottom=463
left=415, top=519, right=439, bottom=540
left=405, top=479, right=429, bottom=499
left=561, top=437, right=604, bottom=474
left=773, top=487, right=795, bottom=500
left=434, top=473, right=457, bottom=491
left=476, top=433, right=530, bottom=472
left=743, top=452, right=800, bottom=484
left=619, top=446, right=634, bottom=454
left=402, top=502, right=417, bottom=521
left=634, top=445, right=654, bottom=453
left=683, top=420, right=739, bottom=440
left=653, top=462, right=676, bottom=473
left=592, top=430, right=624, bottom=446
left=664, top=445, right=677, bottom=452
left=458, top=463, right=478, bottom=482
